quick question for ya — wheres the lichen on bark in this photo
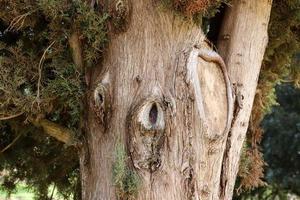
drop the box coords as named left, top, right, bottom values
left=113, top=144, right=140, bottom=200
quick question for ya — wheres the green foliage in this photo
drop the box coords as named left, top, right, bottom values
left=44, top=63, right=84, bottom=130
left=113, top=144, right=140, bottom=200
left=262, top=84, right=300, bottom=196
left=73, top=1, right=109, bottom=66
left=0, top=41, right=39, bottom=116
left=0, top=120, right=80, bottom=200
left=259, top=0, right=300, bottom=113
left=0, top=0, right=109, bottom=198
left=0, top=0, right=108, bottom=119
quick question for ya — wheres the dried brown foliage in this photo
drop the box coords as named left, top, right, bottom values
left=237, top=98, right=267, bottom=193
left=174, top=0, right=219, bottom=16
left=175, top=0, right=214, bottom=15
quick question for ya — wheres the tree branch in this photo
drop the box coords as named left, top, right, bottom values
left=1, top=133, right=22, bottom=153
left=69, top=32, right=83, bottom=69
left=36, top=41, right=55, bottom=109
left=31, top=118, right=78, bottom=146
left=0, top=112, right=24, bottom=121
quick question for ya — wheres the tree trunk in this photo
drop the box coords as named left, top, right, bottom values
left=79, top=0, right=272, bottom=199
left=217, top=0, right=272, bottom=199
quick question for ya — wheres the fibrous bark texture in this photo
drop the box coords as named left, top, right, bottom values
left=217, top=0, right=273, bottom=199
left=79, top=0, right=272, bottom=199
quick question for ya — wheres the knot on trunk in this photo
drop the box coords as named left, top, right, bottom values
left=92, top=80, right=111, bottom=131
left=109, top=0, right=131, bottom=33
left=127, top=97, right=166, bottom=172
left=137, top=101, right=165, bottom=130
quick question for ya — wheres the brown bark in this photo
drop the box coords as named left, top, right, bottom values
left=78, top=0, right=272, bottom=199
left=217, top=0, right=272, bottom=199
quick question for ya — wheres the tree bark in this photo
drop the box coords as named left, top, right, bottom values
left=78, top=0, right=272, bottom=199
left=217, top=0, right=272, bottom=199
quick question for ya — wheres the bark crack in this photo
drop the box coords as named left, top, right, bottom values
left=219, top=83, right=243, bottom=198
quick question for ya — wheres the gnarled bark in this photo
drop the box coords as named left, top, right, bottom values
left=78, top=0, right=272, bottom=199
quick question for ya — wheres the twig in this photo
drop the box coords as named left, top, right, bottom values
left=5, top=10, right=35, bottom=32
left=281, top=79, right=294, bottom=83
left=50, top=184, right=56, bottom=200
left=0, top=133, right=22, bottom=153
left=0, top=112, right=24, bottom=121
left=35, top=41, right=55, bottom=110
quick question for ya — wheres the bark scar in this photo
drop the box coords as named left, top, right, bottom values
left=195, top=46, right=235, bottom=136
left=127, top=97, right=166, bottom=172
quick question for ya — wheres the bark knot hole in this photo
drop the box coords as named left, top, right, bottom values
left=128, top=99, right=166, bottom=172
left=98, top=93, right=103, bottom=104
left=92, top=83, right=112, bottom=129
left=149, top=103, right=158, bottom=125
left=94, top=84, right=106, bottom=107
left=137, top=101, right=165, bottom=131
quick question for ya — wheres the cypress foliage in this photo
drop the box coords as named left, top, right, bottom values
left=0, top=0, right=108, bottom=198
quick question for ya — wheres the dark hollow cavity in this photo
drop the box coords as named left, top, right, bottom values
left=149, top=103, right=158, bottom=125
left=98, top=93, right=103, bottom=104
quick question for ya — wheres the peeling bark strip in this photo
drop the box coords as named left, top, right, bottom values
left=77, top=0, right=272, bottom=199
left=217, top=0, right=273, bottom=199
left=186, top=47, right=206, bottom=120
left=197, top=47, right=235, bottom=136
